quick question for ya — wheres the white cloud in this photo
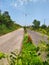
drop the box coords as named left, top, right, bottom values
left=32, top=0, right=38, bottom=2
left=11, top=0, right=48, bottom=8
left=14, top=3, right=17, bottom=7
left=11, top=0, right=32, bottom=8
left=11, top=3, right=17, bottom=8
left=31, top=0, right=48, bottom=2
left=31, top=0, right=47, bottom=3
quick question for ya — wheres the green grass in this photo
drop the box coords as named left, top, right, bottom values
left=8, top=33, right=43, bottom=65
left=20, top=34, right=43, bottom=65
left=36, top=28, right=49, bottom=36
left=0, top=24, right=21, bottom=36
left=0, top=52, right=5, bottom=59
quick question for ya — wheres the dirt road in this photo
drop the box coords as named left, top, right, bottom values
left=0, top=28, right=24, bottom=54
left=27, top=30, right=48, bottom=46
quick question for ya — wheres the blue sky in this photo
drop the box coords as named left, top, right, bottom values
left=0, top=0, right=49, bottom=26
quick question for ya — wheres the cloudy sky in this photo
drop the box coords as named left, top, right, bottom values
left=0, top=0, right=49, bottom=26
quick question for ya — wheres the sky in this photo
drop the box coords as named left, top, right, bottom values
left=0, top=0, right=49, bottom=26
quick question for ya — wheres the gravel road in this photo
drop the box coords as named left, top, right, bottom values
left=0, top=28, right=24, bottom=54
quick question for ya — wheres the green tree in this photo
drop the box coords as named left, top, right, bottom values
left=41, top=24, right=47, bottom=29
left=33, top=19, right=40, bottom=29
left=3, top=11, right=10, bottom=18
left=2, top=11, right=13, bottom=28
left=0, top=14, right=3, bottom=25
left=0, top=10, right=21, bottom=35
left=0, top=10, right=1, bottom=14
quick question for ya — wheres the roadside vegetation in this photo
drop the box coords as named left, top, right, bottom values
left=37, top=41, right=49, bottom=64
left=0, top=32, right=49, bottom=65
left=28, top=19, right=49, bottom=36
left=26, top=19, right=49, bottom=65
left=0, top=52, right=5, bottom=59
left=0, top=10, right=21, bottom=36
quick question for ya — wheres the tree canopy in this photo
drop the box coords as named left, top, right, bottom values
left=0, top=10, right=21, bottom=35
left=33, top=19, right=40, bottom=29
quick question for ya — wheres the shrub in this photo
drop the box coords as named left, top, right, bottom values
left=0, top=52, right=5, bottom=59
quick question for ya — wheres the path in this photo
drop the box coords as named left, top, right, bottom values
left=27, top=30, right=48, bottom=46
left=0, top=28, right=24, bottom=54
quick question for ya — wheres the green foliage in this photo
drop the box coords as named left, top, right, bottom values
left=37, top=41, right=49, bottom=64
left=38, top=41, right=47, bottom=52
left=47, top=26, right=49, bottom=35
left=46, top=44, right=49, bottom=51
left=9, top=34, right=43, bottom=65
left=43, top=61, right=49, bottom=65
left=23, top=26, right=27, bottom=33
left=33, top=19, right=40, bottom=29
left=0, top=52, right=5, bottom=59
left=46, top=44, right=49, bottom=63
left=32, top=19, right=49, bottom=36
left=39, top=28, right=47, bottom=34
left=0, top=10, right=21, bottom=36
left=41, top=24, right=47, bottom=29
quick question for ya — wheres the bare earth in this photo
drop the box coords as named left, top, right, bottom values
left=0, top=28, right=24, bottom=54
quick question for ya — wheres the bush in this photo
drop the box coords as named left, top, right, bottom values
left=0, top=52, right=5, bottom=59
left=24, top=26, right=27, bottom=33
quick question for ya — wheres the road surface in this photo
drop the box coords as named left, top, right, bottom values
left=0, top=28, right=24, bottom=54
left=27, top=30, right=48, bottom=46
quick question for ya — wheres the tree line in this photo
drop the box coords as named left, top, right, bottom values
left=0, top=10, right=21, bottom=35
left=32, top=19, right=49, bottom=35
